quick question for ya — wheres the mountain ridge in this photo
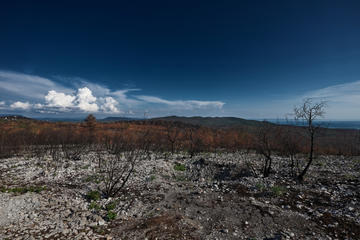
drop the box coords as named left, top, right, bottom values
left=151, top=116, right=265, bottom=128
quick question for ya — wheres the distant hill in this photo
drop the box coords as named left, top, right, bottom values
left=0, top=115, right=33, bottom=121
left=0, top=116, right=140, bottom=123
left=35, top=117, right=140, bottom=122
left=100, top=117, right=142, bottom=122
left=0, top=114, right=267, bottom=129
left=35, top=118, right=82, bottom=122
left=151, top=116, right=266, bottom=128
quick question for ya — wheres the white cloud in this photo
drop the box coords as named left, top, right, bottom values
left=127, top=110, right=135, bottom=115
left=0, top=70, right=73, bottom=100
left=34, top=103, right=44, bottom=109
left=61, top=78, right=141, bottom=107
left=100, top=97, right=121, bottom=113
left=43, top=88, right=99, bottom=112
left=305, top=80, right=360, bottom=103
left=299, top=80, right=360, bottom=119
left=76, top=87, right=99, bottom=112
left=0, top=70, right=226, bottom=116
left=112, top=89, right=141, bottom=106
left=136, top=95, right=225, bottom=109
left=10, top=101, right=32, bottom=110
left=75, top=79, right=111, bottom=96
left=45, top=90, right=76, bottom=108
left=186, top=100, right=225, bottom=109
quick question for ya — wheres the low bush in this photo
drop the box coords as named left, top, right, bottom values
left=255, top=183, right=266, bottom=192
left=0, top=186, right=46, bottom=194
left=89, top=202, right=101, bottom=210
left=87, top=190, right=101, bottom=201
left=271, top=185, right=286, bottom=196
left=105, top=201, right=117, bottom=211
left=174, top=163, right=186, bottom=171
left=106, top=210, right=117, bottom=220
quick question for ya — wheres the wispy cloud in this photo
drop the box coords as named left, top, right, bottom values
left=55, top=76, right=141, bottom=107
left=112, top=89, right=141, bottom=106
left=305, top=80, right=360, bottom=103
left=299, top=80, right=360, bottom=119
left=0, top=70, right=73, bottom=100
left=136, top=95, right=225, bottom=109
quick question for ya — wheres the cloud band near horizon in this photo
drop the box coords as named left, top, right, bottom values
left=0, top=70, right=225, bottom=116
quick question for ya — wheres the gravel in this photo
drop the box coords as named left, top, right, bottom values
left=0, top=151, right=359, bottom=239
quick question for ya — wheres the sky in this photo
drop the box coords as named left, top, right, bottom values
left=1, top=0, right=360, bottom=120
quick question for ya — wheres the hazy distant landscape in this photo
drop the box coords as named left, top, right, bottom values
left=5, top=115, right=360, bottom=129
left=269, top=119, right=360, bottom=130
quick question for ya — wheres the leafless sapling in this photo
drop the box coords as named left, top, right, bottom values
left=96, top=135, right=145, bottom=198
left=255, top=121, right=277, bottom=177
left=185, top=127, right=202, bottom=158
left=278, top=121, right=302, bottom=177
left=294, top=98, right=327, bottom=182
left=166, top=124, right=181, bottom=154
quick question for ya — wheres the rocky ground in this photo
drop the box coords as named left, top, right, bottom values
left=0, top=150, right=359, bottom=240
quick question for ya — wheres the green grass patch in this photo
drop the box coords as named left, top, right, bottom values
left=175, top=175, right=187, bottom=182
left=352, top=158, right=360, bottom=165
left=84, top=175, right=101, bottom=183
left=344, top=173, right=356, bottom=181
left=0, top=186, right=46, bottom=194
left=271, top=185, right=286, bottom=196
left=255, top=183, right=266, bottom=192
left=106, top=210, right=117, bottom=220
left=91, top=226, right=108, bottom=235
left=174, top=163, right=186, bottom=171
left=89, top=202, right=101, bottom=210
left=315, top=160, right=325, bottom=167
left=105, top=201, right=117, bottom=211
left=87, top=190, right=101, bottom=201
left=81, top=164, right=91, bottom=169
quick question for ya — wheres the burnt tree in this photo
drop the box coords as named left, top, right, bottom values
left=294, top=98, right=327, bottom=182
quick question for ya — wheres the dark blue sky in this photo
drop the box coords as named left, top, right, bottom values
left=1, top=0, right=360, bottom=119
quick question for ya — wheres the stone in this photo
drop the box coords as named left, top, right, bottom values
left=98, top=219, right=106, bottom=226
left=62, top=228, right=70, bottom=235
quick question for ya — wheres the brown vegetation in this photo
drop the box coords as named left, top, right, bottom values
left=0, top=113, right=359, bottom=182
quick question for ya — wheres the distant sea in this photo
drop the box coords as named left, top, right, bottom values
left=267, top=119, right=360, bottom=130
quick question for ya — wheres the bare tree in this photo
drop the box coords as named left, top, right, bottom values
left=255, top=121, right=277, bottom=177
left=294, top=98, right=327, bottom=182
left=61, top=126, right=87, bottom=161
left=46, top=129, right=63, bottom=168
left=239, top=149, right=258, bottom=177
left=96, top=134, right=146, bottom=198
left=356, top=129, right=360, bottom=155
left=99, top=149, right=140, bottom=198
left=185, top=127, right=203, bottom=158
left=277, top=119, right=302, bottom=177
left=166, top=124, right=181, bottom=154
left=84, top=114, right=97, bottom=144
